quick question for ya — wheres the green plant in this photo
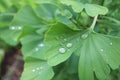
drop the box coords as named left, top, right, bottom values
left=1, top=0, right=120, bottom=80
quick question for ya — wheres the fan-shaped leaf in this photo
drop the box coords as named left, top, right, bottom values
left=60, top=0, right=84, bottom=13
left=85, top=4, right=108, bottom=17
left=21, top=57, right=54, bottom=80
left=45, top=22, right=120, bottom=80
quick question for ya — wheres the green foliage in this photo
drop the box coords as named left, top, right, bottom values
left=0, top=0, right=120, bottom=80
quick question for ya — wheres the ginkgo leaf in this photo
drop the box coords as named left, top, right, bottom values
left=85, top=4, right=108, bottom=17
left=21, top=57, right=54, bottom=80
left=0, top=26, right=22, bottom=46
left=11, top=5, right=44, bottom=26
left=44, top=22, right=81, bottom=66
left=60, top=0, right=84, bottom=13
left=45, top=22, right=120, bottom=80
left=21, top=34, right=46, bottom=60
left=78, top=32, right=120, bottom=80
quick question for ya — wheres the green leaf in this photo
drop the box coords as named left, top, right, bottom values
left=44, top=22, right=80, bottom=66
left=21, top=34, right=46, bottom=60
left=11, top=5, right=43, bottom=26
left=60, top=0, right=84, bottom=13
left=21, top=57, right=54, bottom=80
left=65, top=53, right=79, bottom=74
left=85, top=4, right=108, bottom=17
left=0, top=13, right=13, bottom=27
left=0, top=26, right=22, bottom=46
left=45, top=22, right=120, bottom=80
left=78, top=32, right=120, bottom=80
left=55, top=14, right=79, bottom=30
left=35, top=4, right=58, bottom=21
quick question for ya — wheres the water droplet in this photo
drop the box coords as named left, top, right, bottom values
left=36, top=67, right=40, bottom=70
left=38, top=43, right=45, bottom=47
left=81, top=33, right=88, bottom=39
left=64, top=38, right=67, bottom=41
left=100, top=49, right=104, bottom=52
left=59, top=48, right=66, bottom=53
left=110, top=42, right=112, bottom=45
left=39, top=67, right=43, bottom=70
left=17, top=26, right=22, bottom=30
left=66, top=43, right=72, bottom=48
left=9, top=26, right=15, bottom=30
left=9, top=26, right=22, bottom=30
left=35, top=48, right=39, bottom=51
left=32, top=69, right=35, bottom=72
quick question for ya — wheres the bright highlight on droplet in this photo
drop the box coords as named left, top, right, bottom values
left=9, top=26, right=22, bottom=30
left=59, top=48, right=66, bottom=53
left=32, top=69, right=35, bottom=72
left=35, top=48, right=39, bottom=51
left=18, top=26, right=22, bottom=30
left=66, top=43, right=72, bottom=48
left=64, top=38, right=67, bottom=41
left=10, top=26, right=15, bottom=30
left=81, top=33, right=88, bottom=39
left=36, top=67, right=40, bottom=70
left=100, top=49, right=104, bottom=52
left=38, top=43, right=45, bottom=47
left=110, top=42, right=112, bottom=45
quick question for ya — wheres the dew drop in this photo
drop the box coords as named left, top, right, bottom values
left=17, top=26, right=22, bottom=30
left=66, top=43, right=72, bottom=48
left=81, top=33, right=88, bottom=39
left=39, top=67, right=43, bottom=70
left=110, top=42, right=112, bottom=45
left=59, top=48, right=66, bottom=53
left=100, top=49, right=104, bottom=52
left=36, top=67, right=40, bottom=70
left=38, top=43, right=45, bottom=47
left=64, top=38, right=67, bottom=41
left=32, top=69, right=35, bottom=72
left=35, top=48, right=39, bottom=51
left=9, top=26, right=15, bottom=30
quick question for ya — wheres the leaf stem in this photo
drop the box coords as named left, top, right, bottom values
left=90, top=15, right=98, bottom=31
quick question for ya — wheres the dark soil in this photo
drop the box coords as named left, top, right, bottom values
left=0, top=48, right=24, bottom=80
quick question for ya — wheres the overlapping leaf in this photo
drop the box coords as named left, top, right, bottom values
left=85, top=4, right=108, bottom=17
left=0, top=27, right=22, bottom=46
left=44, top=22, right=81, bottom=66
left=60, top=0, right=84, bottom=13
left=45, top=22, right=120, bottom=80
left=60, top=0, right=108, bottom=17
left=21, top=57, right=54, bottom=80
left=21, top=34, right=46, bottom=60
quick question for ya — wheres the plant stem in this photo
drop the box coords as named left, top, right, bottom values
left=90, top=15, right=98, bottom=31
left=102, top=16, right=120, bottom=25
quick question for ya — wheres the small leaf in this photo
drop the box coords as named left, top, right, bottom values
left=11, top=5, right=43, bottom=26
left=44, top=22, right=81, bottom=66
left=21, top=34, right=46, bottom=60
left=85, top=4, right=108, bottom=17
left=35, top=4, right=58, bottom=21
left=21, top=57, right=54, bottom=80
left=45, top=22, right=120, bottom=80
left=60, top=0, right=84, bottom=13
left=78, top=32, right=120, bottom=80
left=0, top=26, right=22, bottom=46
